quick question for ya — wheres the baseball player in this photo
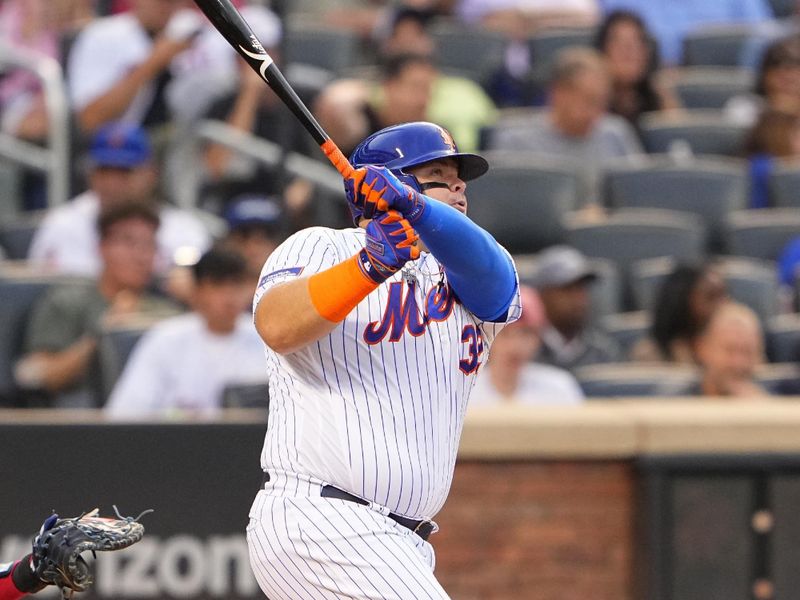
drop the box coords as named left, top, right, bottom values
left=249, top=121, right=521, bottom=599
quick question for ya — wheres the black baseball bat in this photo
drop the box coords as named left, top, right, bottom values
left=193, top=0, right=354, bottom=179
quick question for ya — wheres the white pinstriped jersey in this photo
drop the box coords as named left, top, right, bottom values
left=253, top=226, right=521, bottom=520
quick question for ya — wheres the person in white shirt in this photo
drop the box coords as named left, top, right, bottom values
left=106, top=248, right=267, bottom=417
left=472, top=285, right=584, bottom=405
left=28, top=121, right=211, bottom=279
left=67, top=0, right=282, bottom=132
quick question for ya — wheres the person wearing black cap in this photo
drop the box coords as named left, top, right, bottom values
left=530, top=245, right=621, bottom=372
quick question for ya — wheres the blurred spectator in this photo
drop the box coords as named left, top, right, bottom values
left=315, top=51, right=496, bottom=155
left=595, top=10, right=679, bottom=132
left=0, top=0, right=93, bottom=140
left=14, top=203, right=178, bottom=408
left=777, top=235, right=800, bottom=310
left=745, top=109, right=800, bottom=208
left=472, top=285, right=585, bottom=405
left=105, top=248, right=267, bottom=417
left=315, top=53, right=436, bottom=157
left=530, top=245, right=622, bottom=371
left=726, top=36, right=800, bottom=126
left=489, top=47, right=642, bottom=202
left=67, top=0, right=206, bottom=132
left=376, top=6, right=437, bottom=57
left=221, top=195, right=284, bottom=292
left=28, top=121, right=211, bottom=280
left=631, top=261, right=728, bottom=363
left=681, top=301, right=770, bottom=398
left=597, top=0, right=774, bottom=66
left=199, top=11, right=315, bottom=223
left=172, top=3, right=284, bottom=124
left=457, top=0, right=599, bottom=34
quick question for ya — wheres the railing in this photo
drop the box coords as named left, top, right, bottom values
left=171, top=119, right=344, bottom=210
left=0, top=41, right=70, bottom=209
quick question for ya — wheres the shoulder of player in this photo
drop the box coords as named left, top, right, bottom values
left=275, top=225, right=362, bottom=253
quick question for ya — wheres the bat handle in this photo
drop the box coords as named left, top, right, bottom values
left=321, top=139, right=355, bottom=179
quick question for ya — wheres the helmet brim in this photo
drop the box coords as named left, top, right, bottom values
left=456, top=153, right=489, bottom=181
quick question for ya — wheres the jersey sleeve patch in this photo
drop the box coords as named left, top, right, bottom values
left=257, top=266, right=305, bottom=289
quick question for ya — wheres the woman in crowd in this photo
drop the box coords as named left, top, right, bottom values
left=631, top=262, right=728, bottom=364
left=726, top=35, right=800, bottom=125
left=744, top=108, right=800, bottom=208
left=594, top=10, right=679, bottom=132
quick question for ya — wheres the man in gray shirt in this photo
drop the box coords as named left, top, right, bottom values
left=489, top=47, right=642, bottom=202
left=16, top=203, right=178, bottom=408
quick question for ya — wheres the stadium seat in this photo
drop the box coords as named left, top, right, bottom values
left=631, top=256, right=781, bottom=323
left=0, top=267, right=71, bottom=406
left=671, top=67, right=755, bottom=109
left=283, top=25, right=361, bottom=74
left=768, top=163, right=800, bottom=209
left=482, top=107, right=543, bottom=150
left=574, top=362, right=700, bottom=397
left=222, top=382, right=270, bottom=409
left=681, top=24, right=757, bottom=67
left=639, top=110, right=750, bottom=157
left=430, top=21, right=507, bottom=81
left=0, top=160, right=21, bottom=218
left=602, top=156, right=748, bottom=252
left=526, top=27, right=596, bottom=95
left=468, top=151, right=583, bottom=254
left=766, top=314, right=800, bottom=363
left=97, top=317, right=163, bottom=403
left=598, top=311, right=650, bottom=355
left=724, top=208, right=800, bottom=261
left=516, top=254, right=622, bottom=320
left=564, top=208, right=706, bottom=309
left=0, top=210, right=46, bottom=259
left=755, top=362, right=800, bottom=394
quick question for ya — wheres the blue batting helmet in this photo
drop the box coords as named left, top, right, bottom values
left=346, top=121, right=489, bottom=222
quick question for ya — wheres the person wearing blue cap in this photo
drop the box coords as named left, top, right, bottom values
left=28, top=121, right=211, bottom=284
left=221, top=195, right=284, bottom=292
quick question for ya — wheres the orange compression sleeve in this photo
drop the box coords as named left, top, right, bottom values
left=308, top=253, right=381, bottom=322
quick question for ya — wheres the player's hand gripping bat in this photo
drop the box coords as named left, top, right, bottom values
left=193, top=0, right=354, bottom=179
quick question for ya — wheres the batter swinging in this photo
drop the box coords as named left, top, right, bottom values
left=249, top=122, right=520, bottom=599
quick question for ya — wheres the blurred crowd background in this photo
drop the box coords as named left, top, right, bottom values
left=3, top=0, right=800, bottom=415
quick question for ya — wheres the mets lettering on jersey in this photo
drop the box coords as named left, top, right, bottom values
left=252, top=226, right=521, bottom=520
left=363, top=280, right=454, bottom=343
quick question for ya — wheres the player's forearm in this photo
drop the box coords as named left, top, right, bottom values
left=255, top=277, right=339, bottom=354
left=414, top=200, right=517, bottom=320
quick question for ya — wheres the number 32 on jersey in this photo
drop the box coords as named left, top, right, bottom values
left=459, top=324, right=484, bottom=374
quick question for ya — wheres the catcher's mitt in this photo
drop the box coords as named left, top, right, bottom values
left=32, top=507, right=150, bottom=598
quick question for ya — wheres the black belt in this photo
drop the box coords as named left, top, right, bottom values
left=261, top=472, right=435, bottom=541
